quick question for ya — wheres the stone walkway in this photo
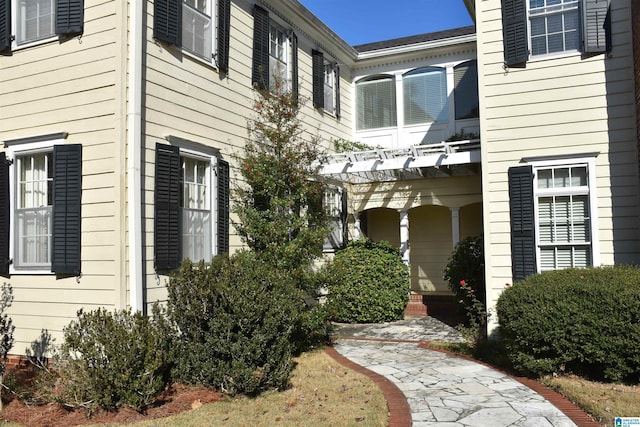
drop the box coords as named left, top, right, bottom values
left=328, top=318, right=599, bottom=427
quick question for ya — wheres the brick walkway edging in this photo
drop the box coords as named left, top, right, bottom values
left=326, top=339, right=601, bottom=427
left=325, top=345, right=412, bottom=427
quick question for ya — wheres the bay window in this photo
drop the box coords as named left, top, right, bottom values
left=403, top=67, right=448, bottom=125
left=356, top=75, right=397, bottom=130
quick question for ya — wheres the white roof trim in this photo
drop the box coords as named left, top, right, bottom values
left=357, top=34, right=477, bottom=60
left=318, top=139, right=481, bottom=184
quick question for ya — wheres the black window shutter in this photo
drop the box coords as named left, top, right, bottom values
left=55, top=0, right=84, bottom=37
left=252, top=5, right=269, bottom=90
left=217, top=159, right=230, bottom=255
left=154, top=143, right=181, bottom=270
left=508, top=165, right=537, bottom=282
left=583, top=0, right=610, bottom=53
left=51, top=144, right=82, bottom=276
left=217, top=0, right=231, bottom=72
left=340, top=189, right=348, bottom=246
left=501, top=0, right=528, bottom=67
left=312, top=50, right=324, bottom=109
left=334, top=64, right=341, bottom=119
left=0, top=152, right=9, bottom=277
left=0, top=0, right=11, bottom=54
left=291, top=31, right=298, bottom=100
left=154, top=0, right=181, bottom=46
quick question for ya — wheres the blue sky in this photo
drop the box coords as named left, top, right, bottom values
left=298, top=1, right=474, bottom=46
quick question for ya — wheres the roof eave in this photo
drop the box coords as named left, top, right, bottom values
left=464, top=0, right=476, bottom=22
left=356, top=33, right=477, bottom=60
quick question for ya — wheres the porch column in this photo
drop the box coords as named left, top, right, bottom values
left=450, top=207, right=460, bottom=248
left=353, top=212, right=361, bottom=240
left=399, top=210, right=410, bottom=265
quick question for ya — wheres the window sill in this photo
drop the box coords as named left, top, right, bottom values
left=12, top=35, right=60, bottom=52
left=9, top=268, right=54, bottom=275
left=528, top=50, right=581, bottom=63
left=181, top=48, right=219, bottom=72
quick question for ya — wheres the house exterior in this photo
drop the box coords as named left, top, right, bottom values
left=472, top=0, right=639, bottom=330
left=0, top=0, right=637, bottom=352
left=0, top=0, right=355, bottom=351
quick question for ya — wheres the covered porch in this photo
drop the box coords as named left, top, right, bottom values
left=318, top=139, right=483, bottom=316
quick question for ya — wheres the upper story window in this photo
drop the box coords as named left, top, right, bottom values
left=403, top=67, right=448, bottom=126
left=312, top=50, right=341, bottom=117
left=356, top=75, right=397, bottom=131
left=182, top=0, right=212, bottom=60
left=252, top=5, right=298, bottom=96
left=454, top=60, right=479, bottom=120
left=529, top=0, right=580, bottom=56
left=502, top=0, right=610, bottom=67
left=153, top=0, right=231, bottom=71
left=16, top=0, right=55, bottom=45
left=0, top=0, right=84, bottom=53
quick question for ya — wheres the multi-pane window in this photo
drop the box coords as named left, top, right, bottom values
left=15, top=152, right=53, bottom=269
left=403, top=67, right=448, bottom=125
left=323, top=63, right=335, bottom=115
left=323, top=187, right=345, bottom=251
left=180, top=156, right=212, bottom=262
left=16, top=0, right=55, bottom=45
left=182, top=0, right=212, bottom=60
left=269, top=23, right=288, bottom=90
left=356, top=76, right=397, bottom=130
left=536, top=165, right=591, bottom=270
left=529, top=0, right=580, bottom=56
left=454, top=60, right=479, bottom=120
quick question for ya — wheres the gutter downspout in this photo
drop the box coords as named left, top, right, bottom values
left=127, top=0, right=144, bottom=312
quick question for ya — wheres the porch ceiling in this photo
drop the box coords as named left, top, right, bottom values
left=318, top=139, right=481, bottom=184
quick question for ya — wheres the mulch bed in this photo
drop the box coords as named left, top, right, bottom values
left=0, top=365, right=223, bottom=427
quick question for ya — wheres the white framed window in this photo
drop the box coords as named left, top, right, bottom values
left=13, top=0, right=56, bottom=46
left=529, top=0, right=580, bottom=57
left=403, top=67, right=448, bottom=126
left=182, top=0, right=213, bottom=61
left=323, top=62, right=336, bottom=115
left=6, top=138, right=64, bottom=273
left=356, top=75, right=397, bottom=130
left=269, top=22, right=289, bottom=90
left=454, top=60, right=479, bottom=120
left=179, top=151, right=217, bottom=263
left=532, top=158, right=598, bottom=271
left=323, top=186, right=346, bottom=251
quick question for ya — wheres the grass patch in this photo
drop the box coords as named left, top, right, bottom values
left=542, top=375, right=640, bottom=427
left=89, top=349, right=387, bottom=427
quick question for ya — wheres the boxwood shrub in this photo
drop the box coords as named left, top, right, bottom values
left=496, top=266, right=640, bottom=382
left=167, top=253, right=303, bottom=395
left=324, top=238, right=409, bottom=323
left=57, top=305, right=175, bottom=411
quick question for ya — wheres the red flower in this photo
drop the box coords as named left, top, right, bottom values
left=505, top=283, right=511, bottom=287
left=459, top=280, right=466, bottom=286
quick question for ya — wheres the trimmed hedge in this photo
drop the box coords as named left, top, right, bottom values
left=324, top=239, right=409, bottom=323
left=496, top=266, right=640, bottom=382
left=167, top=253, right=303, bottom=395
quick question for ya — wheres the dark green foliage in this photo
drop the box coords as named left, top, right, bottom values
left=496, top=266, right=640, bottom=382
left=324, top=239, right=409, bottom=323
left=57, top=305, right=175, bottom=411
left=0, top=283, right=15, bottom=376
left=443, top=234, right=485, bottom=310
left=233, top=89, right=329, bottom=271
left=167, top=254, right=305, bottom=395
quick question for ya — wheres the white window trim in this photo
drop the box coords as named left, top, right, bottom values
left=6, top=137, right=65, bottom=275
left=11, top=0, right=59, bottom=51
left=180, top=0, right=218, bottom=67
left=178, top=147, right=219, bottom=262
left=323, top=61, right=336, bottom=116
left=268, top=21, right=291, bottom=91
left=529, top=156, right=600, bottom=272
left=526, top=0, right=582, bottom=61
